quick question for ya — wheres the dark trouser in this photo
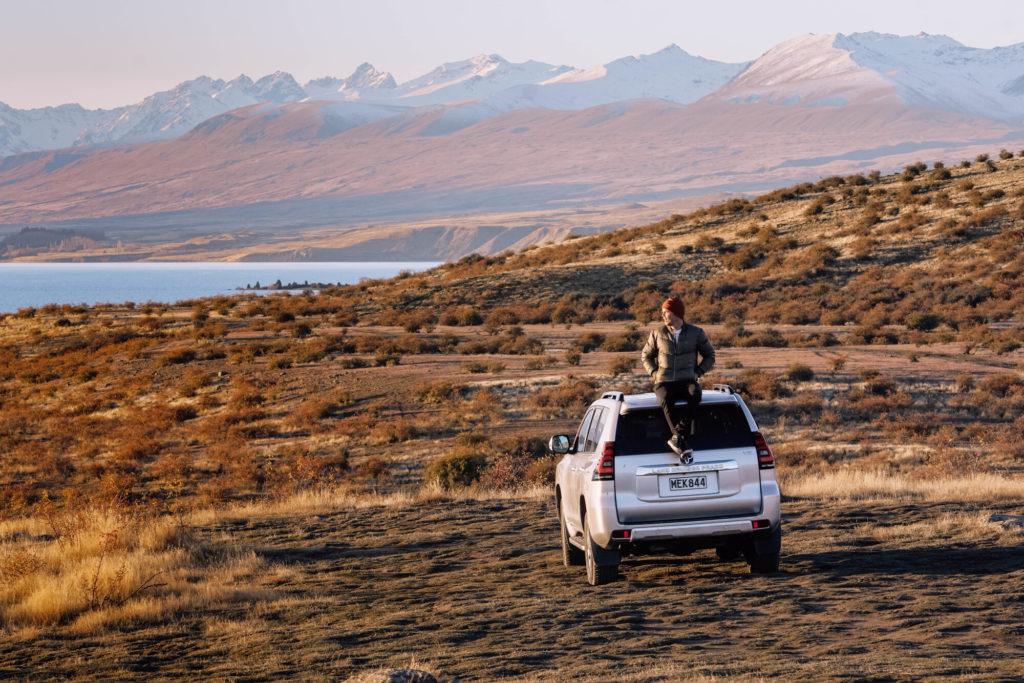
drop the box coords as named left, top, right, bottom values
left=654, top=380, right=702, bottom=441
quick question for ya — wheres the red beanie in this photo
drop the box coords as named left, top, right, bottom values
left=662, top=297, right=685, bottom=319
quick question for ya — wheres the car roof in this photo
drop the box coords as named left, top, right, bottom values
left=596, top=388, right=741, bottom=412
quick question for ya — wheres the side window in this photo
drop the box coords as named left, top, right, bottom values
left=574, top=409, right=595, bottom=453
left=585, top=407, right=607, bottom=453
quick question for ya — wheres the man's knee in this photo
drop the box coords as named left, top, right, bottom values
left=686, top=380, right=702, bottom=405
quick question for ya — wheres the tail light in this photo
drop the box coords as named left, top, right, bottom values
left=753, top=432, right=775, bottom=469
left=592, top=442, right=615, bottom=481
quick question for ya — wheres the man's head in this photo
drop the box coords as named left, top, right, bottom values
left=661, top=297, right=685, bottom=328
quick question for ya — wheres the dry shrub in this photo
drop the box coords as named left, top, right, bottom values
left=780, top=392, right=824, bottom=423
left=455, top=389, right=504, bottom=424
left=523, top=356, right=558, bottom=370
left=177, top=368, right=213, bottom=397
left=606, top=355, right=635, bottom=376
left=289, top=398, right=340, bottom=428
left=333, top=413, right=377, bottom=441
left=575, top=332, right=605, bottom=352
left=785, top=363, right=815, bottom=383
left=461, top=360, right=504, bottom=374
left=150, top=452, right=195, bottom=486
left=158, top=347, right=196, bottom=366
left=525, top=376, right=599, bottom=417
left=414, top=380, right=466, bottom=404
left=356, top=456, right=390, bottom=481
left=479, top=436, right=551, bottom=490
left=228, top=422, right=280, bottom=441
left=110, top=438, right=161, bottom=466
left=734, top=369, right=788, bottom=400
left=228, top=380, right=265, bottom=409
left=601, top=331, right=642, bottom=352
left=272, top=446, right=348, bottom=488
left=978, top=373, right=1023, bottom=398
left=424, top=448, right=487, bottom=490
left=367, top=418, right=417, bottom=445
left=439, top=305, right=482, bottom=326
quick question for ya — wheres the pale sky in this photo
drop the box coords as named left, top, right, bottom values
left=3, top=0, right=1024, bottom=110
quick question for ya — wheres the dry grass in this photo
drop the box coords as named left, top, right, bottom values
left=863, top=511, right=1023, bottom=544
left=0, top=499, right=275, bottom=634
left=780, top=470, right=1024, bottom=503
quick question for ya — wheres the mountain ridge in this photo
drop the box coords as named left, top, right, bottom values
left=4, top=31, right=1024, bottom=261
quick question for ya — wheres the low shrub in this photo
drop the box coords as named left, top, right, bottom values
left=734, top=369, right=788, bottom=400
left=785, top=364, right=815, bottom=383
left=424, top=448, right=487, bottom=490
left=606, top=355, right=635, bottom=376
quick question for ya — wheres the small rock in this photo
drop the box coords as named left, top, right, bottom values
left=988, top=514, right=1024, bottom=529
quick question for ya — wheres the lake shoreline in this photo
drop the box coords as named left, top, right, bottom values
left=0, top=261, right=441, bottom=314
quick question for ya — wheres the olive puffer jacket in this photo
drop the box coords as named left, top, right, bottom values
left=641, top=323, right=716, bottom=384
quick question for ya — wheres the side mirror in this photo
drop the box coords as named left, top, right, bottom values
left=548, top=435, right=571, bottom=454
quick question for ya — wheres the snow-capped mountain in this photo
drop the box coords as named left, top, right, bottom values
left=386, top=54, right=573, bottom=104
left=0, top=55, right=573, bottom=156
left=836, top=32, right=1024, bottom=121
left=486, top=44, right=748, bottom=110
left=710, top=32, right=1024, bottom=121
left=73, top=74, right=292, bottom=147
left=6, top=32, right=1024, bottom=159
left=0, top=101, right=111, bottom=156
left=709, top=33, right=899, bottom=107
left=302, top=63, right=398, bottom=100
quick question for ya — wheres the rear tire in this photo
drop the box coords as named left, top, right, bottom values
left=748, top=551, right=780, bottom=574
left=559, top=499, right=584, bottom=567
left=584, top=513, right=618, bottom=585
left=745, top=525, right=782, bottom=573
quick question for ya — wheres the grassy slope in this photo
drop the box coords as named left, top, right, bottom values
left=0, top=155, right=1023, bottom=679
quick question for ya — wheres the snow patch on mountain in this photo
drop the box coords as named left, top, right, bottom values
left=302, top=63, right=397, bottom=101
left=389, top=54, right=573, bottom=105
left=838, top=32, right=1024, bottom=121
left=711, top=34, right=899, bottom=107
left=0, top=102, right=110, bottom=157
left=482, top=44, right=747, bottom=110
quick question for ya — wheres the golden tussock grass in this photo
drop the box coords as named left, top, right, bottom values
left=779, top=469, right=1024, bottom=503
left=0, top=500, right=274, bottom=634
left=862, top=511, right=1024, bottom=544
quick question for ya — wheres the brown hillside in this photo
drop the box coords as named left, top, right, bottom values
left=0, top=156, right=1022, bottom=679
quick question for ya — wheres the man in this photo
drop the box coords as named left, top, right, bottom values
left=641, top=297, right=716, bottom=464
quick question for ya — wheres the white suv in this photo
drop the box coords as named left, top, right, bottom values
left=551, top=385, right=782, bottom=585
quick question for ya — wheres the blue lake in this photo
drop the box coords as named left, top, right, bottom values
left=0, top=262, right=441, bottom=313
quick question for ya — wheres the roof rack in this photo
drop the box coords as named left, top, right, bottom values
left=712, top=384, right=736, bottom=395
left=600, top=391, right=625, bottom=402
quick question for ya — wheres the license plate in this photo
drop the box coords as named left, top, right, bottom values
left=670, top=475, right=708, bottom=490
left=659, top=471, right=719, bottom=497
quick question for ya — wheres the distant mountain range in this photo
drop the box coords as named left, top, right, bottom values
left=3, top=32, right=1024, bottom=261
left=0, top=45, right=747, bottom=157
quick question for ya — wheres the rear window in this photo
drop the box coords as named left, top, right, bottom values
left=614, top=405, right=754, bottom=455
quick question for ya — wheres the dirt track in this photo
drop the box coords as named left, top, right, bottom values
left=4, top=494, right=1022, bottom=681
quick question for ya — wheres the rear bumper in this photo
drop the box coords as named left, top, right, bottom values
left=629, top=518, right=768, bottom=542
left=589, top=481, right=781, bottom=549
